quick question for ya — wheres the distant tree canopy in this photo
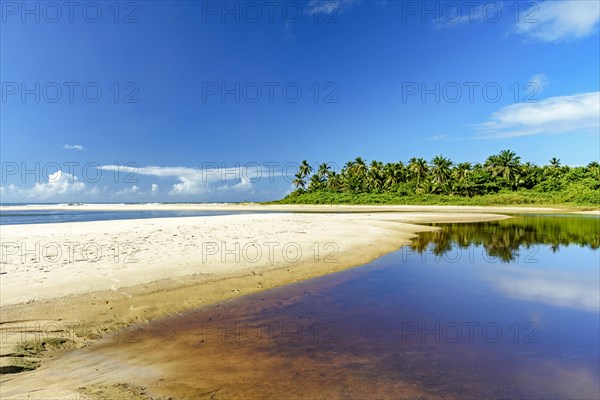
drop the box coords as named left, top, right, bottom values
left=281, top=151, right=600, bottom=205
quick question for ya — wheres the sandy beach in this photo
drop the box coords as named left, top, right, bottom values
left=1, top=206, right=521, bottom=306
left=0, top=204, right=593, bottom=399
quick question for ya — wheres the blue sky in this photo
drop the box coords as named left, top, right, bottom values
left=1, top=0, right=599, bottom=202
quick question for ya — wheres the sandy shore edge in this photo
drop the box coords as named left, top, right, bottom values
left=1, top=203, right=589, bottom=213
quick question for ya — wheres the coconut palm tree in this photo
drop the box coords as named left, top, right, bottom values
left=549, top=158, right=561, bottom=168
left=518, top=162, right=539, bottom=189
left=308, top=174, right=325, bottom=191
left=496, top=149, right=521, bottom=181
left=367, top=160, right=384, bottom=192
left=383, top=162, right=406, bottom=190
left=285, top=154, right=597, bottom=202
left=587, top=161, right=600, bottom=180
left=317, top=163, right=331, bottom=180
left=292, top=172, right=306, bottom=191
left=408, top=157, right=428, bottom=186
left=299, top=160, right=313, bottom=178
left=341, top=157, right=368, bottom=193
left=451, top=162, right=472, bottom=195
left=416, top=176, right=437, bottom=194
left=341, top=160, right=355, bottom=179
left=484, top=154, right=498, bottom=174
left=353, top=157, right=367, bottom=176
left=326, top=171, right=342, bottom=191
left=430, top=155, right=453, bottom=189
left=453, top=162, right=472, bottom=181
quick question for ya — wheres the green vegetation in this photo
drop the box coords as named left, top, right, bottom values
left=275, top=151, right=600, bottom=206
left=411, top=215, right=600, bottom=262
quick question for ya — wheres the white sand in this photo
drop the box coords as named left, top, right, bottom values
left=1, top=210, right=510, bottom=306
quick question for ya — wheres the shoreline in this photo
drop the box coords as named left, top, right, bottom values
left=0, top=205, right=594, bottom=399
left=1, top=203, right=595, bottom=213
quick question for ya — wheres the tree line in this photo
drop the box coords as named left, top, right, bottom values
left=288, top=150, right=599, bottom=201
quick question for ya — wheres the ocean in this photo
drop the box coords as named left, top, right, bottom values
left=0, top=203, right=271, bottom=225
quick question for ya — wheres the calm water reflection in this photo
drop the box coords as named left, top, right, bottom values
left=110, top=215, right=600, bottom=399
left=412, top=214, right=600, bottom=261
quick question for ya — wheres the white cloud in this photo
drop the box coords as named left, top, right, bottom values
left=307, top=0, right=354, bottom=16
left=30, top=170, right=87, bottom=198
left=529, top=73, right=549, bottom=92
left=63, top=144, right=84, bottom=151
left=1, top=165, right=285, bottom=202
left=306, top=0, right=385, bottom=16
left=489, top=268, right=600, bottom=312
left=475, top=91, right=600, bottom=138
left=430, top=134, right=448, bottom=141
left=217, top=176, right=253, bottom=192
left=115, top=185, right=141, bottom=196
left=0, top=184, right=19, bottom=197
left=97, top=165, right=278, bottom=196
left=514, top=0, right=600, bottom=42
left=1, top=171, right=88, bottom=199
left=170, top=176, right=204, bottom=195
left=292, top=1, right=364, bottom=38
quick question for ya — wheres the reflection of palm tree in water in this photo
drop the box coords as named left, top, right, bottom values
left=409, top=216, right=599, bottom=263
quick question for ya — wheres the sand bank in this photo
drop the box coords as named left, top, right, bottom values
left=2, top=211, right=511, bottom=306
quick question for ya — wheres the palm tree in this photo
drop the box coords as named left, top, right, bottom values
left=496, top=149, right=521, bottom=181
left=317, top=163, right=331, bottom=180
left=308, top=174, right=325, bottom=191
left=587, top=161, right=600, bottom=180
left=519, top=162, right=539, bottom=189
left=299, top=160, right=313, bottom=178
left=341, top=157, right=368, bottom=193
left=368, top=160, right=384, bottom=192
left=408, top=157, right=428, bottom=186
left=353, top=157, right=367, bottom=176
left=430, top=155, right=453, bottom=189
left=383, top=162, right=406, bottom=190
left=416, top=176, right=437, bottom=194
left=285, top=153, right=597, bottom=202
left=451, top=162, right=472, bottom=195
left=453, top=162, right=472, bottom=181
left=326, top=171, right=342, bottom=191
left=484, top=155, right=498, bottom=174
left=341, top=160, right=355, bottom=179
left=292, top=172, right=306, bottom=191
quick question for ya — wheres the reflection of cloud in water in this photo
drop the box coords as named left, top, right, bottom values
left=516, top=360, right=600, bottom=399
left=488, top=268, right=600, bottom=312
